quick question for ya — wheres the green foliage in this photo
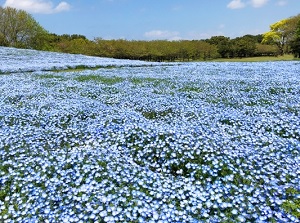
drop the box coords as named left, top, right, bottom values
left=36, top=74, right=64, bottom=79
left=0, top=6, right=48, bottom=48
left=206, top=36, right=232, bottom=58
left=93, top=38, right=219, bottom=61
left=206, top=35, right=271, bottom=58
left=74, top=75, right=124, bottom=85
left=231, top=36, right=256, bottom=57
left=1, top=6, right=298, bottom=61
left=262, top=19, right=289, bottom=55
left=141, top=108, right=174, bottom=120
left=179, top=85, right=203, bottom=93
left=0, top=189, right=7, bottom=202
left=291, top=18, right=300, bottom=58
left=262, top=14, right=300, bottom=55
left=281, top=187, right=300, bottom=218
left=255, top=43, right=278, bottom=56
left=130, top=77, right=158, bottom=85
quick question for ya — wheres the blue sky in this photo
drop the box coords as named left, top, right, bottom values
left=1, top=0, right=300, bottom=40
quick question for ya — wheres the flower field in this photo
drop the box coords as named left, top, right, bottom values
left=0, top=47, right=300, bottom=222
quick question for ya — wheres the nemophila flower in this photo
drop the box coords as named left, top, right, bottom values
left=231, top=209, right=239, bottom=215
left=1, top=49, right=300, bottom=222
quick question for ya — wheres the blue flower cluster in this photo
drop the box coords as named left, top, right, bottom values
left=0, top=47, right=163, bottom=73
left=0, top=47, right=300, bottom=222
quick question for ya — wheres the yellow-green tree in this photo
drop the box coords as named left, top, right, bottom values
left=262, top=15, right=300, bottom=55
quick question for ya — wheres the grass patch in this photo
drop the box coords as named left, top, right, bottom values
left=242, top=86, right=258, bottom=92
left=281, top=187, right=300, bottom=219
left=74, top=75, right=124, bottom=85
left=0, top=71, right=10, bottom=75
left=130, top=77, right=159, bottom=85
left=268, top=87, right=293, bottom=95
left=179, top=85, right=203, bottom=93
left=141, top=108, right=174, bottom=120
left=35, top=73, right=64, bottom=79
left=212, top=54, right=296, bottom=62
left=52, top=65, right=117, bottom=73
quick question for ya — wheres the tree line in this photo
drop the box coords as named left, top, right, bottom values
left=1, top=6, right=300, bottom=61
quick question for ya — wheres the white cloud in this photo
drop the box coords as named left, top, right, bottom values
left=144, top=30, right=181, bottom=40
left=227, top=0, right=246, bottom=9
left=276, top=0, right=288, bottom=6
left=250, top=0, right=269, bottom=8
left=54, top=2, right=70, bottom=12
left=3, top=0, right=71, bottom=14
left=227, top=0, right=269, bottom=9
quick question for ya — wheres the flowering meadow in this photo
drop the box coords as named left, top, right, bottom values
left=0, top=47, right=300, bottom=222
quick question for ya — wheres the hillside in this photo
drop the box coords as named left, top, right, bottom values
left=0, top=47, right=164, bottom=73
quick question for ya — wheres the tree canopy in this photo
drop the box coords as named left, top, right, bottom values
left=0, top=6, right=48, bottom=48
left=262, top=14, right=300, bottom=55
left=290, top=18, right=300, bottom=58
left=0, top=6, right=299, bottom=61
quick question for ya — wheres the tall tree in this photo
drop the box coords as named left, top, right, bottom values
left=206, top=36, right=232, bottom=58
left=232, top=36, right=256, bottom=57
left=290, top=19, right=300, bottom=58
left=262, top=14, right=300, bottom=55
left=0, top=6, right=48, bottom=48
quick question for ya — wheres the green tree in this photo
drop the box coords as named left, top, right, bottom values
left=0, top=6, right=48, bottom=48
left=206, top=36, right=233, bottom=58
left=232, top=36, right=256, bottom=57
left=255, top=43, right=278, bottom=56
left=93, top=38, right=115, bottom=58
left=242, top=34, right=263, bottom=43
left=262, top=15, right=300, bottom=55
left=290, top=19, right=300, bottom=58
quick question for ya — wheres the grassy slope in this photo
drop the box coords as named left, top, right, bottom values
left=211, top=54, right=299, bottom=62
